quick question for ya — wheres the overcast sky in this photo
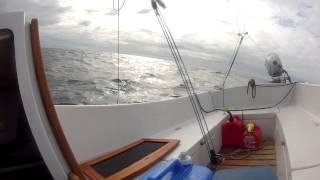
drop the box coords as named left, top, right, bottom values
left=1, top=0, right=320, bottom=82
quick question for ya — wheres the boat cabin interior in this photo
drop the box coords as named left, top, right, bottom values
left=1, top=11, right=320, bottom=180
left=0, top=28, right=52, bottom=179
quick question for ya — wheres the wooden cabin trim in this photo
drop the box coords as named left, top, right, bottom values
left=82, top=139, right=146, bottom=167
left=30, top=18, right=85, bottom=180
left=80, top=138, right=179, bottom=180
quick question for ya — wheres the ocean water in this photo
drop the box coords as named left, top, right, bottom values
left=42, top=48, right=256, bottom=105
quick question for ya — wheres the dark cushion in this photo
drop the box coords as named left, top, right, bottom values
left=0, top=93, right=19, bottom=144
left=0, top=29, right=17, bottom=90
left=0, top=29, right=19, bottom=144
left=214, top=166, right=278, bottom=180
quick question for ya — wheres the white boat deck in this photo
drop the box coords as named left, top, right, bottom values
left=5, top=10, right=320, bottom=179
left=278, top=106, right=320, bottom=170
left=292, top=166, right=320, bottom=180
left=150, top=111, right=225, bottom=162
left=149, top=107, right=280, bottom=165
left=149, top=102, right=320, bottom=179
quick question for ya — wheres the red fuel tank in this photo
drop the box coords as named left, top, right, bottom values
left=222, top=116, right=244, bottom=147
left=240, top=124, right=262, bottom=150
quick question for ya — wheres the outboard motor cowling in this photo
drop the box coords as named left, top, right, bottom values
left=265, top=53, right=292, bottom=83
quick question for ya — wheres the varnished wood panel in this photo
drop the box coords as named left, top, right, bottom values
left=30, top=19, right=85, bottom=179
left=81, top=138, right=179, bottom=180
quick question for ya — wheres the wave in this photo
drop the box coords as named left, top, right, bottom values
left=42, top=48, right=252, bottom=105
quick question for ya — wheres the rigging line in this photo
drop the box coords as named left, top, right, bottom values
left=156, top=13, right=209, bottom=148
left=155, top=13, right=202, bottom=132
left=228, top=0, right=247, bottom=34
left=158, top=10, right=211, bottom=138
left=233, top=0, right=247, bottom=32
left=217, top=32, right=242, bottom=90
left=157, top=9, right=216, bottom=151
left=219, top=82, right=295, bottom=111
left=156, top=13, right=212, bottom=155
left=247, top=32, right=278, bottom=56
left=247, top=35, right=266, bottom=54
left=247, top=34, right=280, bottom=61
left=256, top=83, right=298, bottom=87
left=155, top=8, right=212, bottom=154
left=116, top=0, right=121, bottom=104
left=153, top=2, right=223, bottom=163
left=157, top=10, right=214, bottom=144
left=222, top=32, right=243, bottom=78
left=222, top=32, right=247, bottom=107
left=197, top=82, right=296, bottom=113
left=224, top=34, right=247, bottom=80
left=112, top=0, right=127, bottom=104
left=113, top=0, right=127, bottom=11
left=227, top=0, right=241, bottom=33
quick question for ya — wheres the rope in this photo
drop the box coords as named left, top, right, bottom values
left=113, top=0, right=127, bottom=104
left=113, top=0, right=127, bottom=11
left=151, top=0, right=223, bottom=164
left=227, top=0, right=241, bottom=33
left=158, top=10, right=215, bottom=153
left=233, top=0, right=247, bottom=33
left=247, top=79, right=256, bottom=99
left=117, top=0, right=120, bottom=104
left=227, top=0, right=246, bottom=34
left=220, top=140, right=267, bottom=160
left=197, top=82, right=297, bottom=113
left=156, top=10, right=212, bottom=154
left=222, top=32, right=248, bottom=107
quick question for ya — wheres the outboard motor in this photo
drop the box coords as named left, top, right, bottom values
left=265, top=53, right=292, bottom=83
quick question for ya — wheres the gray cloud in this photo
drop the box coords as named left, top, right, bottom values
left=272, top=16, right=296, bottom=28
left=79, top=20, right=91, bottom=27
left=105, top=11, right=116, bottom=16
left=40, top=25, right=114, bottom=51
left=95, top=26, right=102, bottom=31
left=301, top=3, right=313, bottom=9
left=3, top=0, right=320, bottom=83
left=0, top=1, right=6, bottom=7
left=296, top=3, right=313, bottom=18
left=297, top=11, right=307, bottom=18
left=86, top=9, right=100, bottom=13
left=137, top=9, right=152, bottom=14
left=0, top=0, right=71, bottom=26
left=139, top=29, right=154, bottom=34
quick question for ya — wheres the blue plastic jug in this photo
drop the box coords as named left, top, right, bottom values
left=139, top=159, right=214, bottom=180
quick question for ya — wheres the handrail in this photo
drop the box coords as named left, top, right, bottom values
left=30, top=19, right=85, bottom=180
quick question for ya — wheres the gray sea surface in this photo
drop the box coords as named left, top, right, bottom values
left=42, top=48, right=263, bottom=105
